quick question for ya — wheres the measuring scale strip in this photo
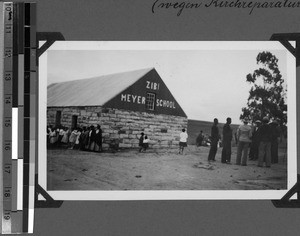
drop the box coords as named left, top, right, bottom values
left=23, top=3, right=36, bottom=233
left=2, top=2, right=14, bottom=234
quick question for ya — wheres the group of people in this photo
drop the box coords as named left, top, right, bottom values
left=138, top=129, right=189, bottom=154
left=207, top=116, right=281, bottom=168
left=47, top=125, right=103, bottom=152
left=47, top=117, right=282, bottom=163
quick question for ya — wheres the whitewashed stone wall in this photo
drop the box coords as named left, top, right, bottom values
left=47, top=106, right=188, bottom=150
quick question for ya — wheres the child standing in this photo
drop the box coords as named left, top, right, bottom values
left=179, top=128, right=188, bottom=155
left=142, top=135, right=149, bottom=152
left=138, top=132, right=145, bottom=152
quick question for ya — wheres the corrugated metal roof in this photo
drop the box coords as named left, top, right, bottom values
left=47, top=68, right=154, bottom=107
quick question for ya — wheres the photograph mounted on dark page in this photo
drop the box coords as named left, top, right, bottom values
left=38, top=41, right=296, bottom=200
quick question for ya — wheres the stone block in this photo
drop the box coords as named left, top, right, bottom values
left=102, top=143, right=110, bottom=149
left=144, top=128, right=153, bottom=133
left=115, top=122, right=126, bottom=127
left=132, top=131, right=140, bottom=135
left=108, top=114, right=117, bottom=118
left=120, top=126, right=130, bottom=131
left=102, top=121, right=114, bottom=126
left=130, top=139, right=139, bottom=144
left=160, top=141, right=170, bottom=145
left=110, top=134, right=120, bottom=139
left=151, top=144, right=160, bottom=148
left=161, top=136, right=174, bottom=141
left=117, top=115, right=127, bottom=119
left=118, top=130, right=126, bottom=134
left=131, top=127, right=143, bottom=131
left=80, top=110, right=87, bottom=116
left=119, top=143, right=132, bottom=148
left=129, top=134, right=138, bottom=139
left=131, top=116, right=141, bottom=120
left=152, top=136, right=162, bottom=140
left=102, top=133, right=110, bottom=138
left=100, top=117, right=110, bottom=121
left=148, top=139, right=157, bottom=145
left=123, top=139, right=131, bottom=144
left=115, top=110, right=123, bottom=115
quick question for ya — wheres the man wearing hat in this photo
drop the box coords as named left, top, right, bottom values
left=249, top=120, right=262, bottom=161
left=257, top=117, right=272, bottom=167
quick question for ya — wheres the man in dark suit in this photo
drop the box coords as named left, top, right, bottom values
left=221, top=117, right=233, bottom=164
left=249, top=120, right=261, bottom=161
left=208, top=118, right=219, bottom=162
left=257, top=117, right=272, bottom=167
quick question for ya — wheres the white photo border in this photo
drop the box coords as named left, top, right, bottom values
left=38, top=41, right=297, bottom=200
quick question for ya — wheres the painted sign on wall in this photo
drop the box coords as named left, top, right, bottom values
left=120, top=93, right=176, bottom=109
left=121, top=80, right=176, bottom=109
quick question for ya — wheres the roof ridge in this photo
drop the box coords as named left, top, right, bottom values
left=47, top=67, right=156, bottom=107
left=48, top=67, right=154, bottom=86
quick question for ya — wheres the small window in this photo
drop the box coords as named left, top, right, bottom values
left=71, top=115, right=78, bottom=129
left=146, top=93, right=156, bottom=111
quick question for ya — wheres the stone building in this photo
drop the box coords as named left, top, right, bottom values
left=47, top=68, right=188, bottom=149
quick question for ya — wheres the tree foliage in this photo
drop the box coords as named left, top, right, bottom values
left=240, top=51, right=287, bottom=125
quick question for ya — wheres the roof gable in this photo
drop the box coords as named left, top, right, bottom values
left=104, top=69, right=187, bottom=117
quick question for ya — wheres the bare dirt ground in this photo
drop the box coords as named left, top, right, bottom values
left=47, top=145, right=287, bottom=191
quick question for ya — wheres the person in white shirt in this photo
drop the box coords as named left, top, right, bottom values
left=68, top=128, right=78, bottom=149
left=179, top=128, right=188, bottom=155
left=49, top=128, right=58, bottom=146
left=236, top=119, right=252, bottom=166
left=142, top=135, right=149, bottom=152
left=74, top=128, right=82, bottom=149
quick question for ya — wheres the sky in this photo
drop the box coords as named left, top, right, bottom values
left=46, top=42, right=289, bottom=124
